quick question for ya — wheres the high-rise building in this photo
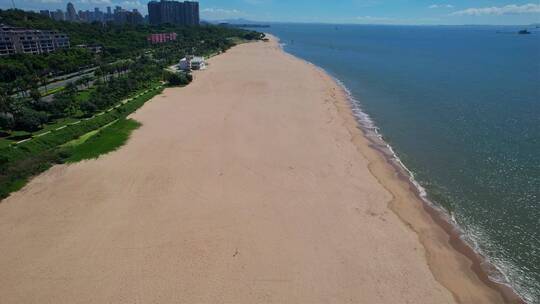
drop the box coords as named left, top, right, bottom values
left=78, top=10, right=87, bottom=22
left=156, top=0, right=177, bottom=24
left=113, top=6, right=124, bottom=23
left=104, top=6, right=144, bottom=25
left=40, top=3, right=145, bottom=25
left=51, top=9, right=65, bottom=21
left=105, top=7, right=113, bottom=22
left=39, top=10, right=50, bottom=18
left=183, top=1, right=199, bottom=26
left=131, top=9, right=144, bottom=24
left=94, top=8, right=103, bottom=22
left=148, top=1, right=161, bottom=24
left=147, top=0, right=199, bottom=26
left=66, top=2, right=78, bottom=21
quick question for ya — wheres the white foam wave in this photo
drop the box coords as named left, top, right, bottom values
left=333, top=77, right=432, bottom=199
left=332, top=75, right=532, bottom=303
left=276, top=41, right=530, bottom=303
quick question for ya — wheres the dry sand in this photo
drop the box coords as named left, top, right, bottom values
left=0, top=37, right=508, bottom=303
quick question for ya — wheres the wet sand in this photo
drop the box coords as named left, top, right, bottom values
left=0, top=37, right=507, bottom=303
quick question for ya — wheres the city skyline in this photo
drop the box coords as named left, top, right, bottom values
left=38, top=2, right=144, bottom=24
left=0, top=0, right=539, bottom=25
left=148, top=1, right=199, bottom=25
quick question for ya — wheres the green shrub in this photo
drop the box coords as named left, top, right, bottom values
left=64, top=118, right=141, bottom=162
left=80, top=101, right=97, bottom=115
left=14, top=108, right=47, bottom=131
left=0, top=112, right=14, bottom=130
left=163, top=71, right=191, bottom=86
left=0, top=86, right=163, bottom=199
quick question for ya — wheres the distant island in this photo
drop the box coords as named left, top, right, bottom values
left=219, top=23, right=271, bottom=28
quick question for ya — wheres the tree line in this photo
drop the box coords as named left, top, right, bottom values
left=0, top=55, right=162, bottom=132
left=0, top=9, right=263, bottom=93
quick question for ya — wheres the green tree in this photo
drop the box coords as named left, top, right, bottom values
left=162, top=71, right=191, bottom=86
left=65, top=81, right=78, bottom=94
left=81, top=75, right=93, bottom=88
left=29, top=88, right=41, bottom=103
left=14, top=108, right=46, bottom=131
left=0, top=112, right=15, bottom=131
left=94, top=68, right=103, bottom=82
left=0, top=87, right=13, bottom=113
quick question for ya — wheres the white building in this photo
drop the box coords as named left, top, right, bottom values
left=178, top=56, right=206, bottom=71
left=191, top=56, right=206, bottom=70
left=179, top=58, right=190, bottom=71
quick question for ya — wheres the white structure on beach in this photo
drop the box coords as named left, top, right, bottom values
left=178, top=56, right=206, bottom=71
left=179, top=58, right=190, bottom=71
left=191, top=56, right=206, bottom=70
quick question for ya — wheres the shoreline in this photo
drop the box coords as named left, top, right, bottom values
left=333, top=66, right=525, bottom=304
left=272, top=36, right=525, bottom=303
left=0, top=35, right=524, bottom=303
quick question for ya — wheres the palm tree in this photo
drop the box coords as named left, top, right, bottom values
left=23, top=75, right=34, bottom=96
left=29, top=88, right=41, bottom=103
left=0, top=87, right=13, bottom=113
left=65, top=82, right=78, bottom=95
left=13, top=79, right=26, bottom=98
left=40, top=76, right=49, bottom=94
left=75, top=77, right=86, bottom=90
left=0, top=88, right=15, bottom=132
left=81, top=75, right=93, bottom=88
left=95, top=67, right=106, bottom=82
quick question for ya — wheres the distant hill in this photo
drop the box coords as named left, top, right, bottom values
left=206, top=18, right=267, bottom=25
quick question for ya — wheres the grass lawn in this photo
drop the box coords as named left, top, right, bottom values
left=0, top=138, right=11, bottom=148
left=227, top=37, right=250, bottom=45
left=1, top=84, right=159, bottom=148
left=0, top=85, right=161, bottom=200
left=74, top=88, right=95, bottom=103
left=64, top=118, right=141, bottom=162
left=34, top=117, right=82, bottom=136
left=41, top=86, right=65, bottom=97
left=0, top=130, right=31, bottom=146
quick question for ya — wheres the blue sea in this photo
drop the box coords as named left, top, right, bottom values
left=260, top=23, right=540, bottom=302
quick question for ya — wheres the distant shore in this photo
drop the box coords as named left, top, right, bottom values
left=0, top=35, right=514, bottom=302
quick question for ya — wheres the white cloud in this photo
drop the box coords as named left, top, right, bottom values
left=201, top=8, right=247, bottom=19
left=202, top=8, right=242, bottom=15
left=78, top=0, right=111, bottom=4
left=122, top=0, right=144, bottom=8
left=243, top=0, right=265, bottom=5
left=429, top=4, right=454, bottom=9
left=353, top=15, right=441, bottom=25
left=356, top=15, right=394, bottom=22
left=451, top=3, right=540, bottom=16
left=23, top=0, right=62, bottom=3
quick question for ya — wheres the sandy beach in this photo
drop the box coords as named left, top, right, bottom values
left=0, top=37, right=509, bottom=303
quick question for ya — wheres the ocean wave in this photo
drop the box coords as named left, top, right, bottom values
left=332, top=75, right=532, bottom=303
left=317, top=70, right=535, bottom=303
left=273, top=39, right=529, bottom=300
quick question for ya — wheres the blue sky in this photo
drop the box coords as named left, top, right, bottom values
left=2, top=0, right=540, bottom=25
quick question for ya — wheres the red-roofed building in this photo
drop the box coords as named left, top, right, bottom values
left=147, top=32, right=177, bottom=44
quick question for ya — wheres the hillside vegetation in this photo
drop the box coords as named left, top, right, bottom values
left=0, top=9, right=264, bottom=85
left=0, top=9, right=264, bottom=199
